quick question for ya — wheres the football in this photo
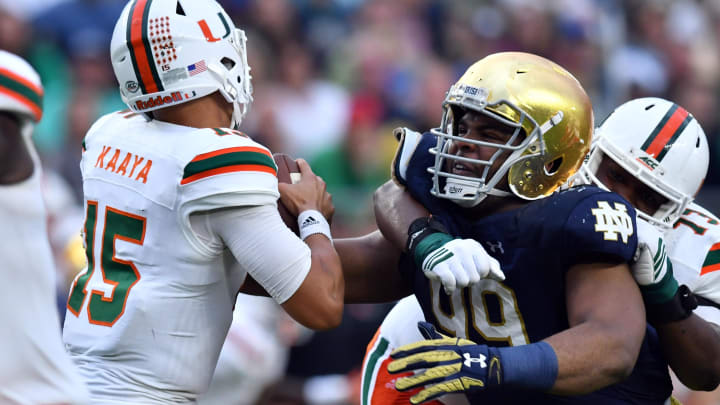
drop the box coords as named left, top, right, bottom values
left=273, top=153, right=301, bottom=234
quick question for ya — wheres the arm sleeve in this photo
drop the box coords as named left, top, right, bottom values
left=204, top=205, right=311, bottom=304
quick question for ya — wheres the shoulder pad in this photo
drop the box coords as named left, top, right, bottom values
left=178, top=129, right=279, bottom=215
left=563, top=188, right=638, bottom=264
left=82, top=110, right=135, bottom=151
left=181, top=138, right=276, bottom=186
left=391, top=127, right=424, bottom=185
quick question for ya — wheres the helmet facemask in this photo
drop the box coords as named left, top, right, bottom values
left=429, top=84, right=564, bottom=207
left=208, top=28, right=253, bottom=129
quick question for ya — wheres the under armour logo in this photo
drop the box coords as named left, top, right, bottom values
left=463, top=352, right=487, bottom=368
left=591, top=201, right=634, bottom=244
left=301, top=216, right=320, bottom=228
left=486, top=241, right=504, bottom=254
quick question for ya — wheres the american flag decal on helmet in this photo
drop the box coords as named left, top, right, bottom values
left=187, top=60, right=207, bottom=76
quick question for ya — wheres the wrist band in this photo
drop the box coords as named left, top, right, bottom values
left=406, top=216, right=449, bottom=252
left=496, top=341, right=558, bottom=391
left=647, top=284, right=698, bottom=325
left=298, top=210, right=332, bottom=241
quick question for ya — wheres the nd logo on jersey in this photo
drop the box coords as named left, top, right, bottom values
left=591, top=201, right=634, bottom=243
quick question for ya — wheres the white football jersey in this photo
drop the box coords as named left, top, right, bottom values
left=63, top=111, right=295, bottom=404
left=361, top=296, right=466, bottom=405
left=0, top=137, right=90, bottom=405
left=665, top=202, right=720, bottom=325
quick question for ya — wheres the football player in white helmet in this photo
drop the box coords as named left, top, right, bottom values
left=61, top=1, right=343, bottom=403
left=577, top=97, right=720, bottom=391
left=0, top=50, right=91, bottom=405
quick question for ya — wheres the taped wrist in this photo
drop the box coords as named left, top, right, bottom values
left=647, top=284, right=698, bottom=325
left=639, top=267, right=679, bottom=306
left=495, top=341, right=558, bottom=391
left=406, top=217, right=453, bottom=267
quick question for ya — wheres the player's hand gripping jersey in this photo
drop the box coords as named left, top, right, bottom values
left=666, top=203, right=720, bottom=323
left=393, top=132, right=671, bottom=404
left=63, top=111, right=311, bottom=404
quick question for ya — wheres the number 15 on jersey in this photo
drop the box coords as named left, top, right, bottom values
left=67, top=201, right=146, bottom=327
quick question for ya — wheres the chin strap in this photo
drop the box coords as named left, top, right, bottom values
left=444, top=178, right=513, bottom=207
left=488, top=188, right=513, bottom=198
left=230, top=101, right=243, bottom=130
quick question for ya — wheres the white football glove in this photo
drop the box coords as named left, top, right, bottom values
left=632, top=218, right=678, bottom=304
left=421, top=238, right=504, bottom=295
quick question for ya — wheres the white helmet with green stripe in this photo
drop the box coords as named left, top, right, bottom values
left=579, top=97, right=709, bottom=229
left=110, top=0, right=252, bottom=129
left=0, top=50, right=43, bottom=130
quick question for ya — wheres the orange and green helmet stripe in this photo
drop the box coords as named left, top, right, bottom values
left=700, top=243, right=720, bottom=276
left=126, top=0, right=163, bottom=94
left=181, top=146, right=277, bottom=184
left=640, top=103, right=693, bottom=162
left=0, top=67, right=43, bottom=121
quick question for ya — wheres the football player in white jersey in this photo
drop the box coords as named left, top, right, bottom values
left=0, top=50, right=91, bottom=405
left=61, top=1, right=343, bottom=403
left=577, top=97, right=720, bottom=391
left=360, top=97, right=720, bottom=404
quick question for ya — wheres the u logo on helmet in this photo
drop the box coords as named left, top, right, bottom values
left=197, top=13, right=232, bottom=42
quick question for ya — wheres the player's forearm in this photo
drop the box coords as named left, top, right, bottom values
left=307, top=234, right=345, bottom=323
left=373, top=180, right=429, bottom=252
left=334, top=231, right=410, bottom=303
left=656, top=315, right=720, bottom=390
left=547, top=261, right=646, bottom=395
left=282, top=235, right=344, bottom=330
left=543, top=319, right=640, bottom=395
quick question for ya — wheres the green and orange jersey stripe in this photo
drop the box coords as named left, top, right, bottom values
left=640, top=104, right=693, bottom=162
left=0, top=67, right=43, bottom=121
left=700, top=243, right=720, bottom=276
left=181, top=146, right=277, bottom=185
left=126, top=0, right=163, bottom=94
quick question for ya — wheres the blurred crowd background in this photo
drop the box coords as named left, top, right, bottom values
left=2, top=0, right=720, bottom=404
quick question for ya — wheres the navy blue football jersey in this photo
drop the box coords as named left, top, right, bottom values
left=397, top=132, right=672, bottom=404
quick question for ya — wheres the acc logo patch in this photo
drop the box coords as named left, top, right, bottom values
left=125, top=81, right=139, bottom=93
left=591, top=201, right=634, bottom=243
left=637, top=156, right=659, bottom=170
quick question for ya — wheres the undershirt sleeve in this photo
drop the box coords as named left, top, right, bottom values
left=193, top=205, right=311, bottom=304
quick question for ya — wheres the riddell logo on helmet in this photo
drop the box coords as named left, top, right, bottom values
left=135, top=92, right=184, bottom=110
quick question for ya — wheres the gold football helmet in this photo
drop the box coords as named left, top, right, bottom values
left=429, top=52, right=593, bottom=206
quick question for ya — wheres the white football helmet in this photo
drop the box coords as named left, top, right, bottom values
left=110, top=0, right=252, bottom=128
left=578, top=97, right=709, bottom=229
left=0, top=50, right=43, bottom=137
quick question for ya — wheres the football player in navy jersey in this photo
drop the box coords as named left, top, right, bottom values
left=337, top=52, right=670, bottom=404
